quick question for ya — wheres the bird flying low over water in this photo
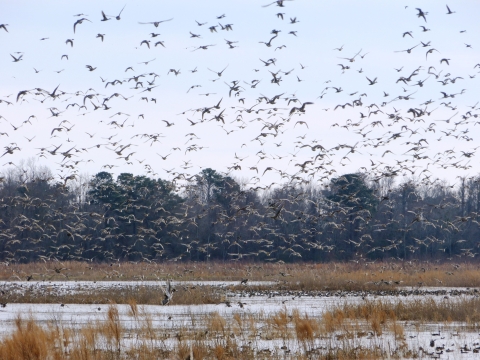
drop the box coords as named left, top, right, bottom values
left=161, top=280, right=174, bottom=305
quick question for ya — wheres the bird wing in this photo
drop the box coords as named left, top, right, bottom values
left=164, top=279, right=172, bottom=298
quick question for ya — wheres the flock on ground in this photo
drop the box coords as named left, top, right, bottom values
left=1, top=1, right=480, bottom=266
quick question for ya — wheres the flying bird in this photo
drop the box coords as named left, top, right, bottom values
left=100, top=11, right=110, bottom=21
left=161, top=280, right=174, bottom=305
left=446, top=5, right=455, bottom=14
left=111, top=5, right=126, bottom=20
left=440, top=58, right=450, bottom=65
left=208, top=65, right=229, bottom=77
left=415, top=8, right=428, bottom=22
left=10, top=54, right=23, bottom=62
left=262, top=0, right=293, bottom=7
left=425, top=48, right=439, bottom=59
left=289, top=101, right=313, bottom=115
left=73, top=18, right=91, bottom=33
left=139, top=18, right=173, bottom=27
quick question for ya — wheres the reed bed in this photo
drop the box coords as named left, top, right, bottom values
left=329, top=296, right=480, bottom=324
left=0, top=302, right=422, bottom=360
left=2, top=260, right=480, bottom=290
left=0, top=282, right=223, bottom=305
left=3, top=296, right=480, bottom=358
left=2, top=260, right=480, bottom=306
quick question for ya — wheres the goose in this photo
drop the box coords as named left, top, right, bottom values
left=161, top=279, right=174, bottom=305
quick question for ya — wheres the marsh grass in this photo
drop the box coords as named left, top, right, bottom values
left=0, top=303, right=427, bottom=359
left=3, top=260, right=480, bottom=289
left=0, top=315, right=50, bottom=360
left=104, top=304, right=122, bottom=353
left=329, top=297, right=480, bottom=324
left=3, top=260, right=480, bottom=306
left=1, top=281, right=223, bottom=305
left=4, top=261, right=477, bottom=358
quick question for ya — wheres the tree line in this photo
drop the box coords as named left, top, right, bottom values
left=1, top=161, right=480, bottom=264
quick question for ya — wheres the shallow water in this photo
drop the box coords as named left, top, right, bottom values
left=1, top=283, right=480, bottom=358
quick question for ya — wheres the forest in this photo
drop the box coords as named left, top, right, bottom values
left=1, top=160, right=479, bottom=264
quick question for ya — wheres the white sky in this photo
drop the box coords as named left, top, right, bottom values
left=1, top=1, right=479, bottom=188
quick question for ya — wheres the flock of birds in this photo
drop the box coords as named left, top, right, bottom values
left=1, top=3, right=478, bottom=185
left=0, top=1, right=480, bottom=270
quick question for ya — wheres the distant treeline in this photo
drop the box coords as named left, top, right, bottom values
left=1, top=162, right=480, bottom=263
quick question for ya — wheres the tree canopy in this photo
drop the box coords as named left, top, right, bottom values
left=1, top=166, right=480, bottom=264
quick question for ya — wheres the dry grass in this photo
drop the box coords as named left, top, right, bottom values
left=3, top=261, right=476, bottom=358
left=324, top=296, right=480, bottom=333
left=0, top=315, right=49, bottom=360
left=2, top=260, right=480, bottom=290
left=2, top=260, right=480, bottom=306
left=0, top=304, right=423, bottom=359
left=1, top=281, right=223, bottom=305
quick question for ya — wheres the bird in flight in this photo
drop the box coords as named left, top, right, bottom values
left=139, top=18, right=173, bottom=27
left=446, top=5, right=455, bottom=14
left=262, top=0, right=293, bottom=7
left=161, top=280, right=174, bottom=305
left=73, top=18, right=91, bottom=33
left=100, top=11, right=110, bottom=22
left=415, top=8, right=428, bottom=22
left=110, top=5, right=126, bottom=20
left=208, top=65, right=229, bottom=78
left=10, top=54, right=23, bottom=62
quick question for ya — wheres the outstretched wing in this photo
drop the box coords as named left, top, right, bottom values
left=161, top=279, right=173, bottom=305
left=165, top=279, right=172, bottom=298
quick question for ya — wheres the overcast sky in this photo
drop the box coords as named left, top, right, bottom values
left=1, top=1, right=480, bottom=188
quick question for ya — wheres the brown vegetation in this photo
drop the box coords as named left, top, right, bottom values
left=330, top=297, right=480, bottom=324
left=0, top=303, right=424, bottom=359
left=2, top=296, right=479, bottom=358
left=3, top=260, right=480, bottom=286
left=2, top=260, right=480, bottom=306
left=1, top=281, right=223, bottom=306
